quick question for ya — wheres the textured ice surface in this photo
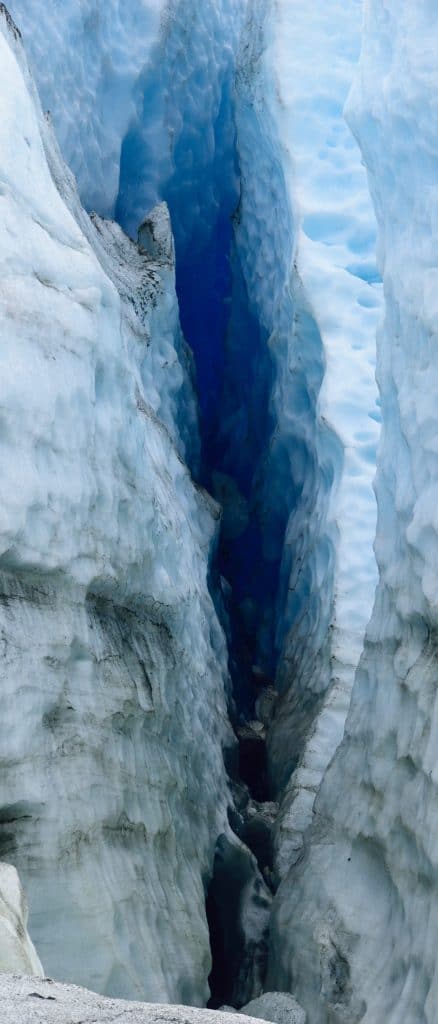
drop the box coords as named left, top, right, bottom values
left=0, top=7, right=236, bottom=1004
left=230, top=0, right=382, bottom=881
left=7, top=0, right=382, bottom=802
left=6, top=0, right=167, bottom=216
left=0, top=0, right=414, bottom=1016
left=8, top=0, right=246, bottom=434
left=268, top=0, right=381, bottom=791
left=268, top=4, right=438, bottom=1023
left=0, top=864, right=43, bottom=977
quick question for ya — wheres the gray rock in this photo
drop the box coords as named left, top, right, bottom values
left=138, top=202, right=175, bottom=264
left=239, top=992, right=306, bottom=1024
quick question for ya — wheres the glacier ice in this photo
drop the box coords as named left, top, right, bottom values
left=268, top=3, right=438, bottom=1023
left=229, top=0, right=382, bottom=890
left=2, top=0, right=434, bottom=1018
left=7, top=0, right=246, bottom=437
left=5, top=0, right=167, bottom=217
left=0, top=2, right=276, bottom=1006
left=7, top=0, right=381, bottom=766
left=0, top=864, right=43, bottom=977
left=0, top=5, right=243, bottom=1004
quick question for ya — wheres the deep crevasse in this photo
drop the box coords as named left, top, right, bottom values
left=8, top=0, right=381, bottom=723
left=1, top=0, right=387, bottom=1012
left=0, top=7, right=273, bottom=1003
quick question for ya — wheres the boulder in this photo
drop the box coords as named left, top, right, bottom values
left=239, top=992, right=306, bottom=1024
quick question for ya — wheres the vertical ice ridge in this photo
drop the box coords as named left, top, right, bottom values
left=0, top=5, right=234, bottom=1003
left=267, top=4, right=438, bottom=1023
left=231, top=1, right=382, bottom=895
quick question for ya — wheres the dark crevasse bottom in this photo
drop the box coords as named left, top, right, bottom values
left=168, top=176, right=282, bottom=1006
left=206, top=834, right=270, bottom=1009
left=174, top=222, right=285, bottom=721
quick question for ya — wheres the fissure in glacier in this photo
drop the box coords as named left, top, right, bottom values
left=115, top=3, right=286, bottom=725
left=0, top=0, right=386, bottom=1017
left=114, top=8, right=294, bottom=1000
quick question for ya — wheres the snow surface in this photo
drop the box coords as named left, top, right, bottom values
left=268, top=3, right=438, bottom=1023
left=0, top=6, right=270, bottom=1004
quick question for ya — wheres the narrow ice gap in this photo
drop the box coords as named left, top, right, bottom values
left=1, top=0, right=383, bottom=1011
left=114, top=3, right=289, bottom=724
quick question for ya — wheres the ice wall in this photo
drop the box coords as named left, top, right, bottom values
left=0, top=6, right=234, bottom=1003
left=116, top=0, right=245, bottom=438
left=5, top=0, right=166, bottom=216
left=268, top=4, right=438, bottom=1022
left=7, top=0, right=271, bottom=704
left=8, top=0, right=245, bottom=438
left=0, top=0, right=396, bottom=1011
left=7, top=0, right=380, bottom=740
left=0, top=863, right=43, bottom=977
left=229, top=0, right=382, bottom=880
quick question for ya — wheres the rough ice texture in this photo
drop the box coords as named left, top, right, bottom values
left=6, top=0, right=382, bottom=855
left=0, top=974, right=274, bottom=1024
left=7, top=0, right=245, bottom=235
left=268, top=3, right=438, bottom=1023
left=6, top=0, right=167, bottom=216
left=0, top=864, right=43, bottom=977
left=0, top=0, right=399, bottom=1014
left=232, top=0, right=381, bottom=880
left=0, top=7, right=238, bottom=1005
